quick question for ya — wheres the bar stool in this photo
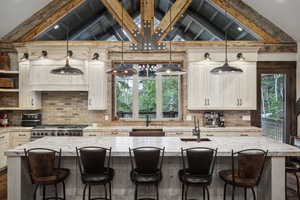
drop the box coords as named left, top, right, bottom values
left=76, top=146, right=114, bottom=200
left=178, top=147, right=218, bottom=200
left=129, top=146, right=165, bottom=200
left=286, top=136, right=300, bottom=200
left=24, top=148, right=70, bottom=200
left=219, top=149, right=268, bottom=200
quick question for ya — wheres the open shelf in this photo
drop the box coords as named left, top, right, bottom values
left=0, top=89, right=19, bottom=92
left=0, top=107, right=40, bottom=111
left=0, top=70, right=19, bottom=74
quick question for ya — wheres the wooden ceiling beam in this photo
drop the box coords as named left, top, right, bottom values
left=154, top=0, right=192, bottom=42
left=209, top=0, right=278, bottom=43
left=140, top=0, right=155, bottom=35
left=18, top=0, right=85, bottom=42
left=100, top=0, right=139, bottom=42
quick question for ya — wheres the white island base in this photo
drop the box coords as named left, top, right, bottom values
left=6, top=136, right=299, bottom=200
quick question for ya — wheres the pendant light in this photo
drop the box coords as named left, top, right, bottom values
left=156, top=2, right=186, bottom=75
left=106, top=1, right=137, bottom=76
left=210, top=0, right=243, bottom=75
left=51, top=27, right=84, bottom=75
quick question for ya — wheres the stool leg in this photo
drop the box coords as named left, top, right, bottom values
left=232, top=186, right=235, bottom=200
left=223, top=183, right=227, bottom=200
left=104, top=184, right=108, bottom=200
left=205, top=186, right=210, bottom=200
left=203, top=186, right=206, bottom=200
left=33, top=185, right=39, bottom=200
left=185, top=185, right=189, bottom=200
left=295, top=173, right=300, bottom=200
left=134, top=183, right=138, bottom=200
left=82, top=184, right=87, bottom=200
left=55, top=184, right=58, bottom=200
left=285, top=172, right=288, bottom=200
left=244, top=188, right=247, bottom=200
left=251, top=187, right=256, bottom=200
left=43, top=185, right=46, bottom=200
left=156, top=183, right=159, bottom=200
left=181, top=184, right=185, bottom=200
left=109, top=182, right=112, bottom=200
left=62, top=182, right=66, bottom=200
left=88, top=185, right=91, bottom=200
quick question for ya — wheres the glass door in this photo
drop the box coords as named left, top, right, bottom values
left=261, top=74, right=287, bottom=142
left=252, top=62, right=296, bottom=144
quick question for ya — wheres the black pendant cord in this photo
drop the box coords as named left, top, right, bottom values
left=66, top=27, right=69, bottom=65
left=169, top=2, right=172, bottom=66
left=225, top=0, right=228, bottom=64
left=121, top=0, right=124, bottom=66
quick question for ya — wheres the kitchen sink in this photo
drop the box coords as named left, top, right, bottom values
left=180, top=138, right=211, bottom=142
left=130, top=129, right=165, bottom=136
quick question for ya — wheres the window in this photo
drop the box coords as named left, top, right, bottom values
left=115, top=63, right=181, bottom=120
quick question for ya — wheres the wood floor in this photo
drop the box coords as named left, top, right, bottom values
left=0, top=170, right=299, bottom=200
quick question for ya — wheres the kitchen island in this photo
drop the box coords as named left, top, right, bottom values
left=6, top=136, right=300, bottom=200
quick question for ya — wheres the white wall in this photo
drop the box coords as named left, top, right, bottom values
left=0, top=0, right=51, bottom=38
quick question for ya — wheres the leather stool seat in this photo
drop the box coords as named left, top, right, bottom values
left=178, top=169, right=211, bottom=185
left=131, top=169, right=162, bottom=183
left=33, top=168, right=70, bottom=185
left=82, top=167, right=115, bottom=184
left=219, top=170, right=257, bottom=187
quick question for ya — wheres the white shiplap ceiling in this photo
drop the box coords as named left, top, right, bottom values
left=0, top=0, right=299, bottom=41
left=0, top=0, right=51, bottom=39
left=242, top=0, right=300, bottom=41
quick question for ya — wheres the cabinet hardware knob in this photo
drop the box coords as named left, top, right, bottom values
left=240, top=99, right=243, bottom=106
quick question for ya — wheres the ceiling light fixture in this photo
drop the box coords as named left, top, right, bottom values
left=210, top=0, right=243, bottom=75
left=156, top=2, right=186, bottom=76
left=237, top=27, right=243, bottom=32
left=51, top=26, right=84, bottom=75
left=106, top=1, right=137, bottom=76
left=54, top=24, right=60, bottom=30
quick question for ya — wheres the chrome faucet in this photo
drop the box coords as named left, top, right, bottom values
left=146, top=115, right=151, bottom=127
left=193, top=117, right=201, bottom=142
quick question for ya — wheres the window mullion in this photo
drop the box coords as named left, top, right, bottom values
left=156, top=75, right=162, bottom=120
left=132, top=74, right=139, bottom=120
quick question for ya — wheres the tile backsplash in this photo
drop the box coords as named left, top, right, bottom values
left=3, top=91, right=251, bottom=127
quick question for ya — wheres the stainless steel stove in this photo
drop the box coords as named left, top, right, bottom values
left=31, top=125, right=88, bottom=140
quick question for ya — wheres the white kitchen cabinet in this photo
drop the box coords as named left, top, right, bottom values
left=11, top=131, right=31, bottom=148
left=0, top=133, right=9, bottom=169
left=19, top=60, right=42, bottom=109
left=188, top=61, right=223, bottom=110
left=88, top=60, right=107, bottom=110
left=29, top=58, right=88, bottom=91
left=188, top=61, right=256, bottom=110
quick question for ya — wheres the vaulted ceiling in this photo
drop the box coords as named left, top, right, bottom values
left=0, top=0, right=297, bottom=42
left=34, top=0, right=260, bottom=41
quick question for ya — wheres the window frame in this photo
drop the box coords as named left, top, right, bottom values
left=113, top=63, right=182, bottom=121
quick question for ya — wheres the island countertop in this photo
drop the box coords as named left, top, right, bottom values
left=6, top=136, right=300, bottom=157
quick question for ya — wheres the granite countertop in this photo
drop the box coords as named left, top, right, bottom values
left=0, top=127, right=33, bottom=134
left=84, top=126, right=262, bottom=132
left=6, top=136, right=299, bottom=157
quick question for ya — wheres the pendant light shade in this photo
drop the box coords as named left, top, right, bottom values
left=106, top=1, right=137, bottom=76
left=51, top=58, right=84, bottom=75
left=156, top=2, right=186, bottom=76
left=156, top=63, right=186, bottom=75
left=210, top=0, right=243, bottom=75
left=106, top=63, right=137, bottom=76
left=210, top=61, right=243, bottom=74
left=51, top=26, right=84, bottom=76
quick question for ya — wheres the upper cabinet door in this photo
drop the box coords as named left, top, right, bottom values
left=237, top=62, right=257, bottom=110
left=206, top=63, right=224, bottom=109
left=223, top=73, right=240, bottom=109
left=188, top=62, right=208, bottom=110
left=19, top=61, right=41, bottom=109
left=88, top=61, right=107, bottom=110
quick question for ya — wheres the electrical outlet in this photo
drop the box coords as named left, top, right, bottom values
left=104, top=115, right=109, bottom=121
left=186, top=115, right=192, bottom=121
left=242, top=115, right=251, bottom=121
